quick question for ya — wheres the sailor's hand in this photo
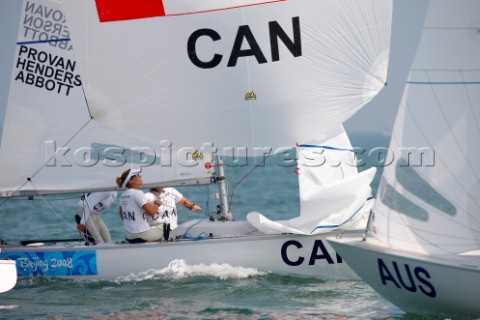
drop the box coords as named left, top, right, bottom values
left=191, top=204, right=201, bottom=211
left=154, top=200, right=162, bottom=206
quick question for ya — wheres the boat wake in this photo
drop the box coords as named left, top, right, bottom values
left=115, top=259, right=267, bottom=282
left=0, top=305, right=18, bottom=310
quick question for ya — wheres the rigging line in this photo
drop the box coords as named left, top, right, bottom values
left=180, top=214, right=209, bottom=240
left=22, top=36, right=95, bottom=120
left=5, top=38, right=94, bottom=197
left=403, top=90, right=479, bottom=221
left=460, top=70, right=480, bottom=136
left=23, top=118, right=94, bottom=189
left=76, top=196, right=94, bottom=242
left=391, top=92, right=480, bottom=250
left=81, top=85, right=93, bottom=120
left=425, top=70, right=480, bottom=189
left=457, top=71, right=480, bottom=216
left=384, top=127, right=440, bottom=245
left=0, top=118, right=94, bottom=206
left=27, top=180, right=81, bottom=237
left=385, top=109, right=446, bottom=251
left=228, top=154, right=270, bottom=209
left=155, top=188, right=207, bottom=214
left=383, top=173, right=457, bottom=254
left=238, top=2, right=258, bottom=151
left=72, top=44, right=94, bottom=120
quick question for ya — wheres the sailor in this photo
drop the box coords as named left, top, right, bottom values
left=116, top=168, right=164, bottom=243
left=75, top=190, right=117, bottom=245
left=145, top=187, right=201, bottom=241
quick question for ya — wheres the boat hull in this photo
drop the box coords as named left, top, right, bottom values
left=0, top=259, right=17, bottom=293
left=0, top=221, right=361, bottom=280
left=328, top=237, right=480, bottom=318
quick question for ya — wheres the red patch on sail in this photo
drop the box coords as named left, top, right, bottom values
left=95, top=0, right=166, bottom=22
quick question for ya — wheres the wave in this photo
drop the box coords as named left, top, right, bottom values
left=114, top=259, right=267, bottom=283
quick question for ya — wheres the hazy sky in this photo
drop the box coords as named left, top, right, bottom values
left=0, top=0, right=429, bottom=137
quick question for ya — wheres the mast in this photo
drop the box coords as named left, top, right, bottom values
left=215, top=156, right=232, bottom=221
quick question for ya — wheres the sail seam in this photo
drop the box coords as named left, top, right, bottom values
left=17, top=38, right=71, bottom=46
left=407, top=81, right=480, bottom=85
left=309, top=196, right=373, bottom=234
left=297, top=144, right=355, bottom=152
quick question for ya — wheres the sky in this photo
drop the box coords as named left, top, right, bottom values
left=0, top=0, right=429, bottom=137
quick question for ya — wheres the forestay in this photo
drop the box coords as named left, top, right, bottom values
left=62, top=0, right=392, bottom=153
left=371, top=0, right=480, bottom=255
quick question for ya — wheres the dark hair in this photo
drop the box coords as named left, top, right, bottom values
left=116, top=169, right=131, bottom=188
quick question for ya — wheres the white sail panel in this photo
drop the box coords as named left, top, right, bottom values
left=0, top=0, right=214, bottom=196
left=371, top=0, right=480, bottom=255
left=247, top=125, right=376, bottom=234
left=94, top=0, right=284, bottom=22
left=163, top=0, right=283, bottom=15
left=62, top=0, right=392, bottom=152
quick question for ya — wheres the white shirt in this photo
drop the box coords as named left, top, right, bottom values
left=120, top=188, right=151, bottom=233
left=145, top=187, right=183, bottom=229
left=77, top=191, right=117, bottom=224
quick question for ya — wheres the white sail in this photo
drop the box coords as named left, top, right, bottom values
left=62, top=0, right=391, bottom=152
left=328, top=2, right=480, bottom=316
left=248, top=125, right=376, bottom=234
left=0, top=0, right=214, bottom=196
left=0, top=0, right=394, bottom=282
left=370, top=0, right=480, bottom=255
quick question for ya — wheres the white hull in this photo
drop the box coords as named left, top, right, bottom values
left=328, top=237, right=480, bottom=318
left=0, top=259, right=17, bottom=293
left=0, top=220, right=361, bottom=280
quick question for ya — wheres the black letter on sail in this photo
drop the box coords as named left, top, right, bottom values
left=227, top=25, right=267, bottom=67
left=187, top=29, right=222, bottom=69
left=269, top=16, right=302, bottom=61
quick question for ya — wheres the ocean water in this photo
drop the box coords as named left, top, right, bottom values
left=0, top=133, right=414, bottom=320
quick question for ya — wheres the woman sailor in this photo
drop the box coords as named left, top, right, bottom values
left=75, top=191, right=117, bottom=245
left=116, top=168, right=164, bottom=243
left=145, top=187, right=201, bottom=241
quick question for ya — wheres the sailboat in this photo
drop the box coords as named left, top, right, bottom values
left=329, top=0, right=480, bottom=317
left=0, top=0, right=391, bottom=280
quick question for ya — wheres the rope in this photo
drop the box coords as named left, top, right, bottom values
left=228, top=155, right=270, bottom=210
left=26, top=180, right=84, bottom=242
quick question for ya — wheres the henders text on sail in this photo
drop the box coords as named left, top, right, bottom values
left=14, top=45, right=82, bottom=96
left=14, top=0, right=81, bottom=96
